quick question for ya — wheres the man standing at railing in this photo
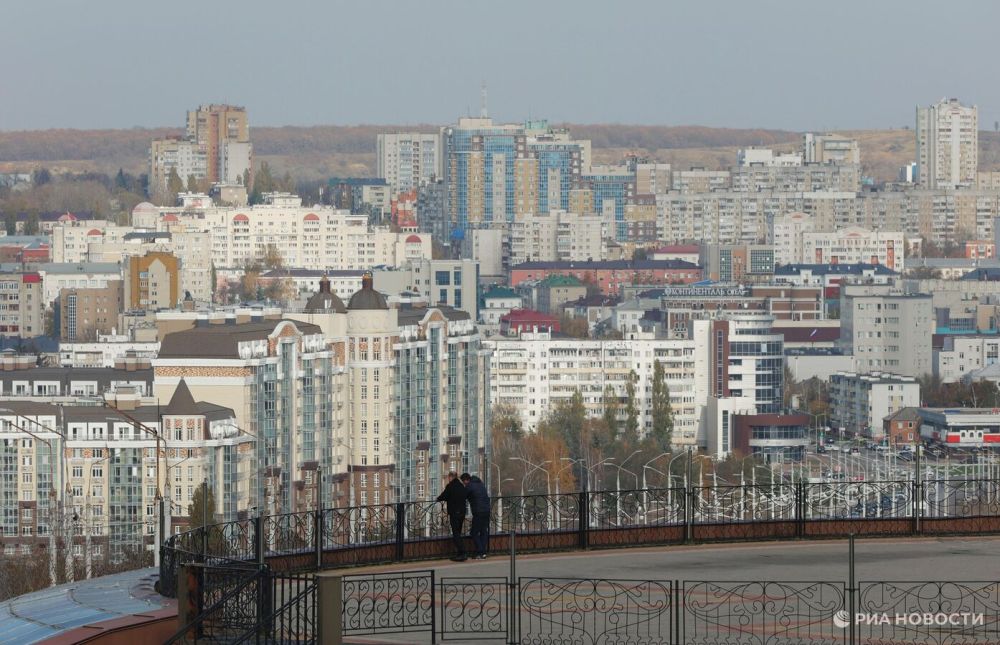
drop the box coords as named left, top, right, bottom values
left=462, top=472, right=490, bottom=559
left=437, top=471, right=468, bottom=561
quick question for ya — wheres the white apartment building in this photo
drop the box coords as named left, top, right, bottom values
left=377, top=132, right=442, bottom=196
left=829, top=371, right=920, bottom=439
left=149, top=138, right=208, bottom=196
left=51, top=220, right=120, bottom=264
left=129, top=193, right=432, bottom=272
left=801, top=227, right=905, bottom=273
left=489, top=330, right=705, bottom=444
left=737, top=147, right=803, bottom=167
left=839, top=285, right=933, bottom=378
left=934, top=335, right=1000, bottom=383
left=916, top=98, right=978, bottom=189
left=509, top=210, right=604, bottom=265
left=772, top=212, right=813, bottom=266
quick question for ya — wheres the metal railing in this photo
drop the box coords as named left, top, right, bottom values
left=159, top=477, right=1000, bottom=595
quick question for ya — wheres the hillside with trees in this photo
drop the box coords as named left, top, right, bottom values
left=5, top=124, right=1000, bottom=184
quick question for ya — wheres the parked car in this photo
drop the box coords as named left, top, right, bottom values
left=897, top=449, right=914, bottom=461
left=816, top=445, right=827, bottom=454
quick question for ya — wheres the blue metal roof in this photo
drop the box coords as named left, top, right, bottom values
left=0, top=568, right=166, bottom=645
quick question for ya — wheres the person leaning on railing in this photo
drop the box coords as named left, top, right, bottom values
left=462, top=473, right=490, bottom=559
left=437, top=471, right=468, bottom=561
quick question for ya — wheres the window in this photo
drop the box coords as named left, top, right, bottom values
left=435, top=271, right=450, bottom=286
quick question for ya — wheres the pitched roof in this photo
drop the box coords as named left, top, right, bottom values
left=163, top=379, right=199, bottom=416
left=158, top=319, right=322, bottom=359
left=884, top=407, right=923, bottom=423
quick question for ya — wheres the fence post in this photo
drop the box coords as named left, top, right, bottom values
left=200, top=525, right=208, bottom=562
left=848, top=533, right=856, bottom=645
left=684, top=450, right=693, bottom=543
left=316, top=571, right=343, bottom=645
left=254, top=514, right=265, bottom=566
left=431, top=569, right=437, bottom=645
left=315, top=509, right=323, bottom=570
left=578, top=491, right=589, bottom=549
left=395, top=502, right=406, bottom=561
left=509, top=530, right=517, bottom=645
left=913, top=446, right=922, bottom=535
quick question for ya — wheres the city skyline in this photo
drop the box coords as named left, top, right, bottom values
left=3, top=0, right=1000, bottom=131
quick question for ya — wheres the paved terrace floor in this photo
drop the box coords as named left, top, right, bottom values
left=344, top=535, right=1000, bottom=644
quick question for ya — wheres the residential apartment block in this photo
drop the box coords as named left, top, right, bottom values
left=916, top=98, right=978, bottom=189
left=130, top=193, right=430, bottom=272
left=377, top=132, right=442, bottom=196
left=829, top=371, right=920, bottom=439
left=838, top=284, right=933, bottom=377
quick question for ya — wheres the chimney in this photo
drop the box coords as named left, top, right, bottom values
left=319, top=275, right=331, bottom=294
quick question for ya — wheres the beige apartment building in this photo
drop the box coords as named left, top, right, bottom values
left=916, top=98, right=978, bottom=189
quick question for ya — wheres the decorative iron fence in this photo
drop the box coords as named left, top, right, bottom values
left=333, top=574, right=1000, bottom=644
left=159, top=479, right=1000, bottom=603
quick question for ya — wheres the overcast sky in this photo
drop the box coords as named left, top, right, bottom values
left=2, top=0, right=997, bottom=132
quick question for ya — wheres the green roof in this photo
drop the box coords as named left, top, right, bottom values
left=483, top=286, right=518, bottom=300
left=540, top=274, right=583, bottom=287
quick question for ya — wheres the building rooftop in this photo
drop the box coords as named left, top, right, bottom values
left=832, top=371, right=917, bottom=384
left=347, top=273, right=388, bottom=311
left=304, top=276, right=347, bottom=314
left=397, top=303, right=470, bottom=326
left=158, top=319, right=322, bottom=359
left=37, top=262, right=122, bottom=275
left=653, top=244, right=700, bottom=254
left=0, top=568, right=168, bottom=645
left=261, top=268, right=366, bottom=279
left=774, top=263, right=897, bottom=276
left=122, top=231, right=171, bottom=242
left=960, top=268, right=1000, bottom=281
left=501, top=309, right=559, bottom=323
left=512, top=259, right=699, bottom=270
left=539, top=274, right=583, bottom=287
left=773, top=327, right=841, bottom=343
left=884, top=407, right=923, bottom=423
left=482, top=286, right=519, bottom=300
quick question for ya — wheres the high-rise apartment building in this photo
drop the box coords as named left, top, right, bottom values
left=916, top=98, right=978, bottom=189
left=150, top=105, right=252, bottom=197
left=186, top=104, right=252, bottom=185
left=377, top=133, right=442, bottom=196
left=442, top=118, right=589, bottom=236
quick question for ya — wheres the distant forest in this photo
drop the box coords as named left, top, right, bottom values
left=0, top=124, right=797, bottom=162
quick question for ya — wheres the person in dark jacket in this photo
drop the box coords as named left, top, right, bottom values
left=436, top=471, right=467, bottom=561
left=461, top=473, right=490, bottom=559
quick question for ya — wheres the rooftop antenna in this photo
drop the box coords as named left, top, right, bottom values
left=480, top=82, right=488, bottom=119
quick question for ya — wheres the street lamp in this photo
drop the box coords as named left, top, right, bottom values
left=510, top=457, right=551, bottom=530
left=587, top=457, right=616, bottom=492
